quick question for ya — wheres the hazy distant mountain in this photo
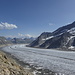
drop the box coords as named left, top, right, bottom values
left=0, top=36, right=12, bottom=45
left=29, top=21, right=75, bottom=50
left=7, top=37, right=35, bottom=44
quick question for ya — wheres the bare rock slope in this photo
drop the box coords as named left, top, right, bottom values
left=0, top=51, right=33, bottom=75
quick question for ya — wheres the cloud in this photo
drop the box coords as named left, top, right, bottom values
left=18, top=33, right=24, bottom=37
left=5, top=33, right=36, bottom=38
left=0, top=22, right=17, bottom=29
left=5, top=35, right=17, bottom=38
left=49, top=23, right=54, bottom=26
left=25, top=34, right=32, bottom=38
left=18, top=33, right=32, bottom=38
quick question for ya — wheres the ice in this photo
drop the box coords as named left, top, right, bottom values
left=1, top=44, right=75, bottom=75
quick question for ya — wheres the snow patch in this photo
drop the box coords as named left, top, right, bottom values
left=66, top=36, right=75, bottom=45
left=42, top=32, right=64, bottom=41
left=67, top=27, right=75, bottom=34
left=68, top=46, right=75, bottom=49
left=32, top=70, right=38, bottom=75
left=42, top=36, right=54, bottom=40
left=69, top=46, right=74, bottom=49
left=55, top=33, right=64, bottom=37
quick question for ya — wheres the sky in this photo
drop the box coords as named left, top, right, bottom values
left=0, top=0, right=75, bottom=38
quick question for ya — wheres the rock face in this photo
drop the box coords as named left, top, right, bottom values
left=29, top=32, right=52, bottom=47
left=29, top=21, right=75, bottom=50
left=0, top=51, right=33, bottom=75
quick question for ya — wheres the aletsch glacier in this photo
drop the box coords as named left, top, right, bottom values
left=1, top=44, right=75, bottom=75
left=1, top=22, right=75, bottom=75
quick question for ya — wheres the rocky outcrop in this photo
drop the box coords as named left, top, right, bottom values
left=0, top=51, right=33, bottom=75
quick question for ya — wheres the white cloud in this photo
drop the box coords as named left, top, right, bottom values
left=18, top=33, right=24, bottom=37
left=5, top=33, right=36, bottom=39
left=0, top=22, right=17, bottom=29
left=49, top=23, right=54, bottom=26
left=5, top=35, right=17, bottom=38
left=18, top=33, right=32, bottom=38
left=25, top=34, right=32, bottom=38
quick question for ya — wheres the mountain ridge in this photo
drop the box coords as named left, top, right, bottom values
left=29, top=21, right=75, bottom=50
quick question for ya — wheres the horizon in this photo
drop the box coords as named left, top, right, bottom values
left=0, top=0, right=75, bottom=38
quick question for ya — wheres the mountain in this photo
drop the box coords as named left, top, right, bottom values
left=7, top=37, right=35, bottom=44
left=29, top=21, right=75, bottom=50
left=29, top=32, right=52, bottom=47
left=0, top=36, right=12, bottom=45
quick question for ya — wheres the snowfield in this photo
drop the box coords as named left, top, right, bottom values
left=1, top=44, right=75, bottom=75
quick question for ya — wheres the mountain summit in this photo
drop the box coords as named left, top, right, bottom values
left=29, top=21, right=75, bottom=50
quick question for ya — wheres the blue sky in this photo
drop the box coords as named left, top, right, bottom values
left=0, top=0, right=75, bottom=38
